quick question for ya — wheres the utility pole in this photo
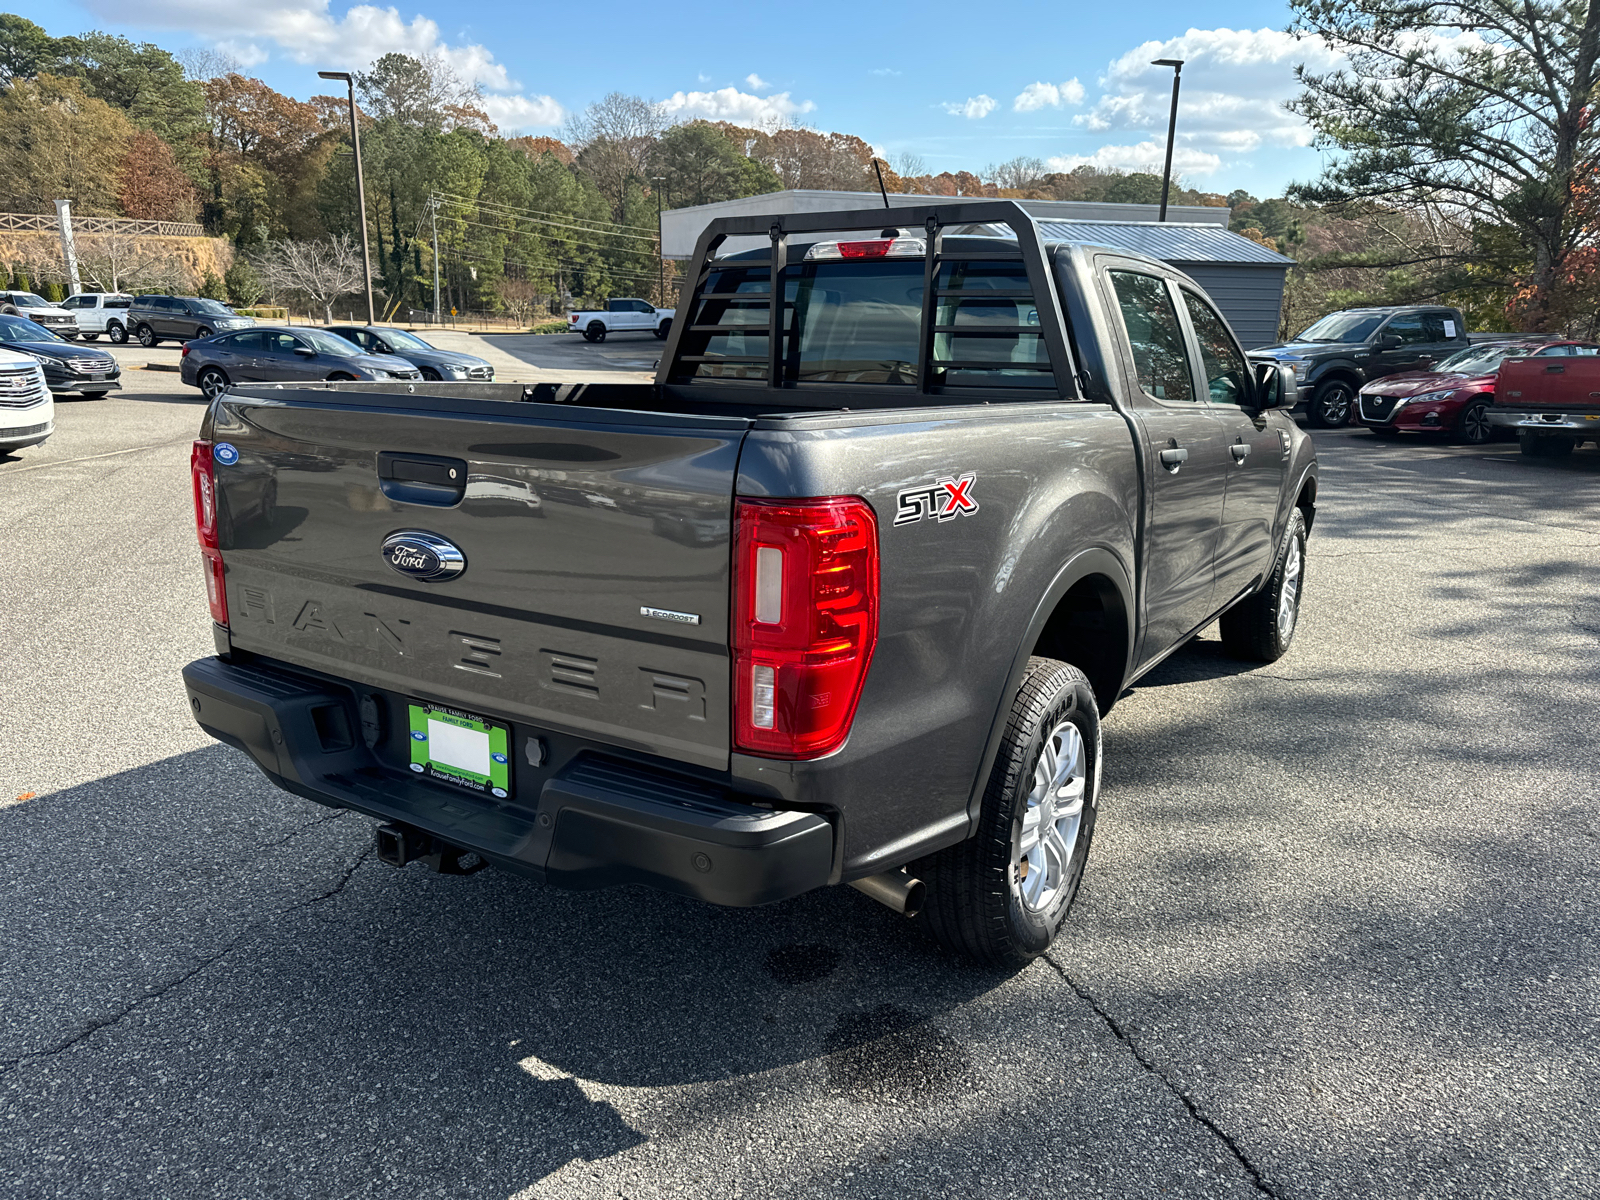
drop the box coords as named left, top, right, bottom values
left=319, top=70, right=376, bottom=323
left=430, top=197, right=441, bottom=324
left=53, top=200, right=81, bottom=296
left=651, top=177, right=666, bottom=306
left=1152, top=58, right=1184, bottom=222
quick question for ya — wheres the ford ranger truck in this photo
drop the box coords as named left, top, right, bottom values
left=1487, top=344, right=1600, bottom=457
left=181, top=201, right=1318, bottom=967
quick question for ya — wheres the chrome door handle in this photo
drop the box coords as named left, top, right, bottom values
left=1230, top=443, right=1250, bottom=461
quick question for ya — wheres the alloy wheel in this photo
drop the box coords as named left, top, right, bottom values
left=1012, top=721, right=1087, bottom=913
left=1277, top=536, right=1303, bottom=642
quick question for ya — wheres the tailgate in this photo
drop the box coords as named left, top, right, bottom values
left=210, top=390, right=749, bottom=770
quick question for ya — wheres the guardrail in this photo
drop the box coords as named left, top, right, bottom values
left=0, top=212, right=207, bottom=238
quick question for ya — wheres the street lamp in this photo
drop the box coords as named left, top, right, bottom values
left=1151, top=58, right=1184, bottom=223
left=651, top=176, right=667, bottom=307
left=318, top=70, right=376, bottom=324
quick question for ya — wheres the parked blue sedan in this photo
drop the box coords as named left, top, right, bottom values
left=323, top=325, right=494, bottom=381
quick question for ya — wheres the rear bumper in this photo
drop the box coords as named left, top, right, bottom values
left=181, top=654, right=834, bottom=907
left=1488, top=409, right=1600, bottom=432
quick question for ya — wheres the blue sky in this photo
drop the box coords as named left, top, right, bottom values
left=13, top=0, right=1341, bottom=198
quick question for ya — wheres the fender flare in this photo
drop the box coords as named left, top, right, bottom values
left=962, top=545, right=1135, bottom=829
left=1307, top=361, right=1364, bottom=390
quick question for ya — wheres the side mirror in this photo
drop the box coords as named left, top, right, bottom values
left=1378, top=333, right=1403, bottom=350
left=293, top=346, right=316, bottom=358
left=1416, top=355, right=1434, bottom=370
left=1253, top=361, right=1297, bottom=411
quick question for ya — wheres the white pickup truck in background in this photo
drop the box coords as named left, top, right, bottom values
left=566, top=298, right=674, bottom=342
left=62, top=293, right=135, bottom=343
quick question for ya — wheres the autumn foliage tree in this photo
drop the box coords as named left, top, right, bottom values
left=118, top=129, right=197, bottom=221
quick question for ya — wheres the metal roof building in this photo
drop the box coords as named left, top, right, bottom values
left=660, top=191, right=1295, bottom=349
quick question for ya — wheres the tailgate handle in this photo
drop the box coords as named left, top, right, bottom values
left=377, top=452, right=467, bottom=507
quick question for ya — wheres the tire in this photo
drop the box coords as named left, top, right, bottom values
left=136, top=324, right=158, bottom=348
left=108, top=323, right=127, bottom=345
left=419, top=367, right=442, bottom=381
left=1456, top=398, right=1493, bottom=445
left=584, top=321, right=606, bottom=343
left=1220, top=509, right=1308, bottom=663
left=82, top=333, right=100, bottom=342
left=193, top=326, right=212, bottom=341
left=326, top=372, right=356, bottom=382
left=917, top=657, right=1101, bottom=968
left=654, top=318, right=672, bottom=340
left=1307, top=379, right=1355, bottom=428
left=197, top=367, right=230, bottom=400
left=0, top=305, right=17, bottom=316
left=1519, top=430, right=1575, bottom=458
left=62, top=331, right=78, bottom=340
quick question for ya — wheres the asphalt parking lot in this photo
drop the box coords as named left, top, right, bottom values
left=2, top=367, right=1598, bottom=1199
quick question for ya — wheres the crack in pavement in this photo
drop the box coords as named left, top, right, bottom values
left=1044, top=954, right=1285, bottom=1199
left=0, top=845, right=375, bottom=1080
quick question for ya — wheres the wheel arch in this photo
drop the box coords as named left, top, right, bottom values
left=964, top=547, right=1134, bottom=827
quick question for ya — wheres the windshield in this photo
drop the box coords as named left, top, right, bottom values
left=297, top=329, right=365, bottom=356
left=8, top=294, right=49, bottom=308
left=1432, top=345, right=1526, bottom=374
left=0, top=316, right=63, bottom=343
left=191, top=299, right=236, bottom=315
left=377, top=328, right=435, bottom=351
left=1294, top=312, right=1385, bottom=343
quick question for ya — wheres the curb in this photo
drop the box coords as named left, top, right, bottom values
left=140, top=363, right=181, bottom=373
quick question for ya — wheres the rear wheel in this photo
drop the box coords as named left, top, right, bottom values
left=1307, top=379, right=1354, bottom=428
left=1220, top=509, right=1307, bottom=662
left=917, top=657, right=1100, bottom=968
left=1456, top=399, right=1493, bottom=444
left=197, top=367, right=230, bottom=400
left=136, top=324, right=158, bottom=348
left=108, top=322, right=127, bottom=345
left=584, top=321, right=606, bottom=343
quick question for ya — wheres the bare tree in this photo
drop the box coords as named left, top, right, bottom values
left=566, top=93, right=670, bottom=218
left=986, top=156, right=1047, bottom=192
left=176, top=47, right=242, bottom=82
left=76, top=232, right=190, bottom=293
left=891, top=151, right=927, bottom=180
left=254, top=235, right=368, bottom=322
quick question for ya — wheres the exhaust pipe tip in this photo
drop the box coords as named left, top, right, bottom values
left=848, top=871, right=926, bottom=918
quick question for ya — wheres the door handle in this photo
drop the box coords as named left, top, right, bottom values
left=1545, top=364, right=1566, bottom=373
left=1159, top=447, right=1188, bottom=470
left=1230, top=443, right=1251, bottom=461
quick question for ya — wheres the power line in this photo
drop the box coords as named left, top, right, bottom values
left=447, top=242, right=671, bottom=289
left=445, top=190, right=662, bottom=237
left=431, top=191, right=660, bottom=241
left=440, top=212, right=663, bottom=260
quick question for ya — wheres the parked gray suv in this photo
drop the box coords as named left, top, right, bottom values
left=180, top=326, right=422, bottom=398
left=127, top=295, right=255, bottom=346
left=323, top=325, right=494, bottom=381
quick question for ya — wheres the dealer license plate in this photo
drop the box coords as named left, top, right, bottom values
left=406, top=701, right=512, bottom=798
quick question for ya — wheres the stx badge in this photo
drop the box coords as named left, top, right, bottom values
left=895, top=473, right=979, bottom=527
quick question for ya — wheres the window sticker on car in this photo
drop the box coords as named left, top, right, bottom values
left=1443, top=319, right=1457, bottom=337
left=895, top=473, right=979, bottom=526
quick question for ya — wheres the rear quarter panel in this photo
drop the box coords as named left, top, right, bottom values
left=732, top=402, right=1138, bottom=875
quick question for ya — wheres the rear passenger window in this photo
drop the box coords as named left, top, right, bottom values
left=1109, top=271, right=1194, bottom=402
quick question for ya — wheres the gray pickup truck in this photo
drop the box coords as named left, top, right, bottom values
left=181, top=201, right=1318, bottom=967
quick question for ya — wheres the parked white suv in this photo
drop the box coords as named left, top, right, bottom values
left=0, top=292, right=79, bottom=339
left=0, top=351, right=53, bottom=454
left=61, top=292, right=134, bottom=343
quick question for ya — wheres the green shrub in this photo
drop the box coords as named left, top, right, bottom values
left=41, top=280, right=65, bottom=303
left=13, top=271, right=30, bottom=293
left=224, top=260, right=263, bottom=308
left=235, top=306, right=288, bottom=320
left=531, top=319, right=570, bottom=334
left=199, top=270, right=226, bottom=301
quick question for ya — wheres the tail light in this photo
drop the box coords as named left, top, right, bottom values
left=568, top=314, right=579, bottom=324
left=734, top=497, right=878, bottom=758
left=191, top=440, right=228, bottom=627
left=181, top=343, right=191, bottom=357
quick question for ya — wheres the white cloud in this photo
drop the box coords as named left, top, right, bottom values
left=1013, top=79, right=1085, bottom=112
left=745, top=73, right=770, bottom=91
left=1047, top=141, right=1223, bottom=178
left=215, top=39, right=270, bottom=68
left=870, top=67, right=902, bottom=77
left=941, top=95, right=997, bottom=120
left=79, top=0, right=564, bottom=129
left=482, top=93, right=566, bottom=129
left=659, top=86, right=815, bottom=125
left=1074, top=27, right=1340, bottom=157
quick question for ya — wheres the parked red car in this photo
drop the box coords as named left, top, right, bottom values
left=1356, top=340, right=1597, bottom=444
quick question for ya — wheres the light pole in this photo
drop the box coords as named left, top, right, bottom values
left=1152, top=58, right=1184, bottom=223
left=318, top=70, right=376, bottom=324
left=651, top=176, right=666, bottom=306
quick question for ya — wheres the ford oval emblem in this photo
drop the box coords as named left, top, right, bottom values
left=381, top=530, right=466, bottom=582
left=213, top=442, right=239, bottom=466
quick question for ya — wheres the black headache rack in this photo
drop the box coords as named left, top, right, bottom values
left=656, top=200, right=1083, bottom=406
